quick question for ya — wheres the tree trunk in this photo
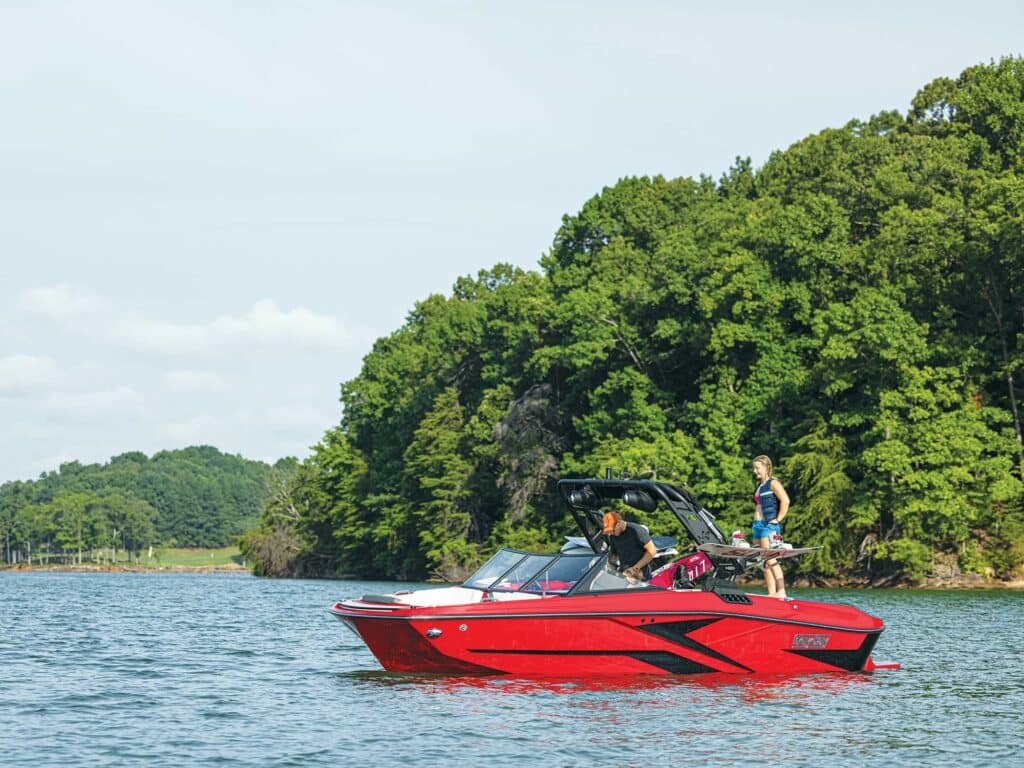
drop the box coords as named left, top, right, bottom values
left=984, top=269, right=1023, bottom=480
left=996, top=312, right=1023, bottom=479
left=1004, top=366, right=1023, bottom=480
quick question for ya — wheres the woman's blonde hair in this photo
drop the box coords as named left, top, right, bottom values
left=752, top=454, right=773, bottom=477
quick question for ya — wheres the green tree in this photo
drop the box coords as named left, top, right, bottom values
left=50, top=492, right=91, bottom=564
left=403, top=387, right=476, bottom=580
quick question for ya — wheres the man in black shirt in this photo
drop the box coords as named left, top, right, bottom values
left=602, top=511, right=657, bottom=581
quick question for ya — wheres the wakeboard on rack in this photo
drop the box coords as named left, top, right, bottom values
left=699, top=542, right=821, bottom=561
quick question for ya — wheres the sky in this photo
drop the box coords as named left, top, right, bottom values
left=2, top=1, right=1022, bottom=482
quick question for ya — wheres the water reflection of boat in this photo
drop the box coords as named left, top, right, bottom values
left=339, top=670, right=876, bottom=703
left=330, top=478, right=898, bottom=677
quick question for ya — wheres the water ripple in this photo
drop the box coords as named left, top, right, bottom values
left=1, top=573, right=1020, bottom=767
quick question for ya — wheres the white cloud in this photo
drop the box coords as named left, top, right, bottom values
left=157, top=413, right=221, bottom=443
left=121, top=299, right=352, bottom=354
left=163, top=369, right=228, bottom=393
left=212, top=300, right=351, bottom=347
left=118, top=322, right=205, bottom=355
left=0, top=354, right=62, bottom=397
left=263, top=402, right=336, bottom=434
left=22, top=285, right=353, bottom=356
left=20, top=284, right=108, bottom=321
left=43, top=386, right=146, bottom=420
left=7, top=419, right=54, bottom=440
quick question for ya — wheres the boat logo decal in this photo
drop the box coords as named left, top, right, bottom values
left=459, top=624, right=468, bottom=632
left=784, top=633, right=880, bottom=671
left=792, top=633, right=830, bottom=649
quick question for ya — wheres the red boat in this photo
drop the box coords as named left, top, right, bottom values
left=329, top=477, right=898, bottom=676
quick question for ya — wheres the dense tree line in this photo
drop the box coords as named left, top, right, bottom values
left=0, top=446, right=295, bottom=565
left=243, top=59, right=1024, bottom=583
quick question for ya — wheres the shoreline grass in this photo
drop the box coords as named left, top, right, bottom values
left=1, top=546, right=248, bottom=572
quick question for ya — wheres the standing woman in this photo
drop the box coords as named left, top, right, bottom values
left=752, top=454, right=790, bottom=598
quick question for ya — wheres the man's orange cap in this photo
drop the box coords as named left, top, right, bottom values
left=602, top=511, right=623, bottom=534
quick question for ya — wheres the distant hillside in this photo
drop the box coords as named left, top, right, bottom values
left=0, top=446, right=297, bottom=564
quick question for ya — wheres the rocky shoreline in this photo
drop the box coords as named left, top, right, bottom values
left=783, top=575, right=1024, bottom=590
left=738, top=570, right=1024, bottom=590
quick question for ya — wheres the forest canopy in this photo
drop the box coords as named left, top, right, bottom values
left=0, top=446, right=295, bottom=565
left=244, top=58, right=1022, bottom=582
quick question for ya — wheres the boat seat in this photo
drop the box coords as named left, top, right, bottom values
left=360, top=594, right=406, bottom=604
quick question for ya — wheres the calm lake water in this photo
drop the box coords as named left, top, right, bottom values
left=1, top=572, right=1021, bottom=767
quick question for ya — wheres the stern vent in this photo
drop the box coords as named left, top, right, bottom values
left=714, top=591, right=753, bottom=605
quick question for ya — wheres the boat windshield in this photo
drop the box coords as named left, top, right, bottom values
left=462, top=548, right=601, bottom=594
left=491, top=554, right=553, bottom=592
left=464, top=549, right=529, bottom=589
left=523, top=553, right=601, bottom=594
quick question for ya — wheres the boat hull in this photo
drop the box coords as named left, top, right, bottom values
left=330, top=590, right=885, bottom=676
